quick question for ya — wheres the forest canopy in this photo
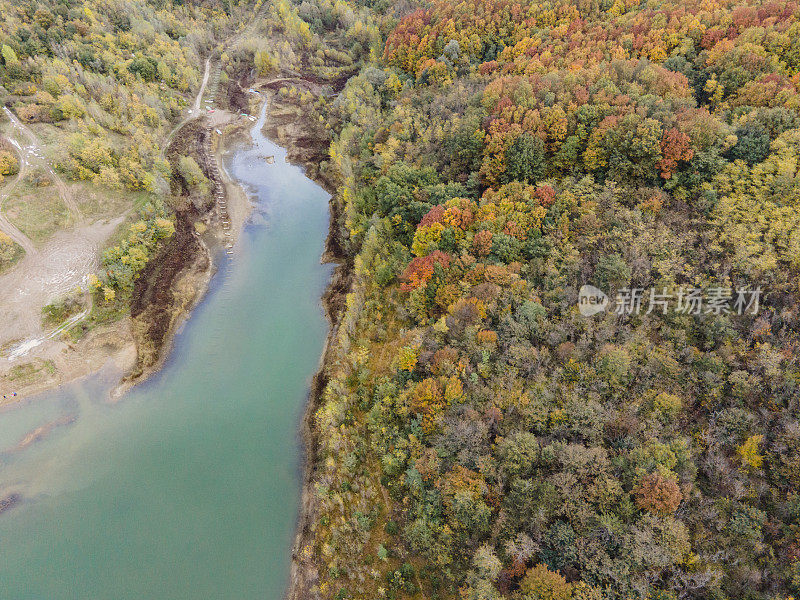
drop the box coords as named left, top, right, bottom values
left=307, top=0, right=800, bottom=599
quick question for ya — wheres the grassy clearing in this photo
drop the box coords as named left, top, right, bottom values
left=28, top=122, right=61, bottom=148
left=4, top=358, right=56, bottom=385
left=73, top=181, right=143, bottom=219
left=4, top=178, right=71, bottom=244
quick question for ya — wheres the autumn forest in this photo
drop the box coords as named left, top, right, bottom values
left=3, top=0, right=800, bottom=598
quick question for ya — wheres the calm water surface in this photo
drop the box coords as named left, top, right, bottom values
left=0, top=102, right=332, bottom=599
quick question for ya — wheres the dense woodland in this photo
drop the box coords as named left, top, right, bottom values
left=309, top=0, right=800, bottom=599
left=0, top=0, right=217, bottom=189
left=3, top=0, right=800, bottom=598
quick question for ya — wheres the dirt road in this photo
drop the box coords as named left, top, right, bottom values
left=193, top=58, right=212, bottom=115
left=0, top=213, right=35, bottom=256
left=0, top=216, right=124, bottom=353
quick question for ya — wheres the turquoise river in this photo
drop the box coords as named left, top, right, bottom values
left=0, top=102, right=333, bottom=599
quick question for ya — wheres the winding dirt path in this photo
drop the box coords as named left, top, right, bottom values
left=160, top=59, right=212, bottom=162
left=160, top=7, right=272, bottom=162
left=0, top=213, right=35, bottom=256
left=0, top=139, right=36, bottom=255
left=193, top=58, right=212, bottom=115
left=2, top=107, right=84, bottom=224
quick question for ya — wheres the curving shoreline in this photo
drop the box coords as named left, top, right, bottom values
left=0, top=82, right=337, bottom=408
left=0, top=107, right=257, bottom=405
left=0, top=84, right=347, bottom=599
left=0, top=103, right=335, bottom=594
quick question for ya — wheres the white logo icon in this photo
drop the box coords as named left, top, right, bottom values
left=578, top=285, right=608, bottom=316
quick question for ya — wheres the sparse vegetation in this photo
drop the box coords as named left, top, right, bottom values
left=42, top=293, right=85, bottom=328
left=3, top=181, right=71, bottom=243
left=4, top=358, right=56, bottom=385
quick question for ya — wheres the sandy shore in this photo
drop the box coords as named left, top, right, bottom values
left=0, top=318, right=136, bottom=407
left=0, top=86, right=332, bottom=415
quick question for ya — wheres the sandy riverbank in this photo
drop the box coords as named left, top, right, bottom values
left=0, top=74, right=352, bottom=600
left=0, top=82, right=338, bottom=406
left=113, top=109, right=255, bottom=399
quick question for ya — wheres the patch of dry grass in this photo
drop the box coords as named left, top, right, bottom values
left=4, top=178, right=71, bottom=244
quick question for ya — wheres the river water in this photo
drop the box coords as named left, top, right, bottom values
left=0, top=103, right=333, bottom=599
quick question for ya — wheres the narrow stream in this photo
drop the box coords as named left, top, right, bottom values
left=0, top=102, right=333, bottom=599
